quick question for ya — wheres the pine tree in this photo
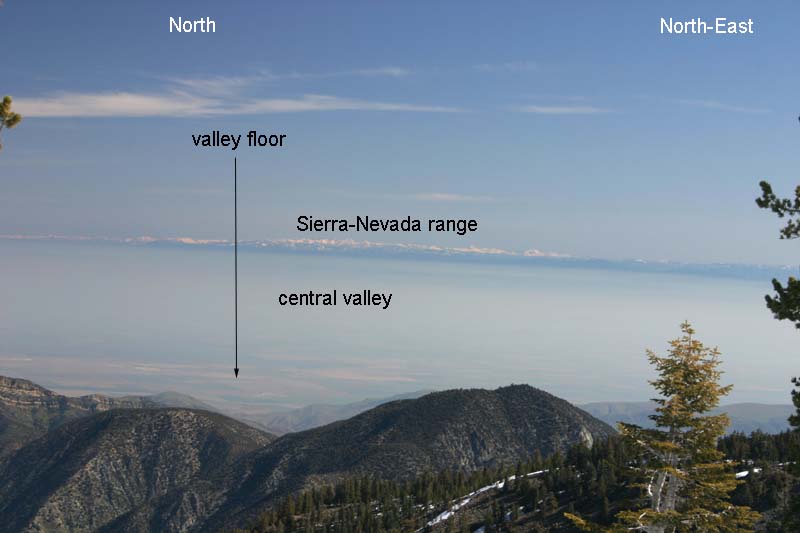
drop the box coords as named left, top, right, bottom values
left=755, top=180, right=800, bottom=329
left=789, top=377, right=800, bottom=433
left=567, top=322, right=760, bottom=532
left=0, top=96, right=22, bottom=152
left=785, top=377, right=800, bottom=529
left=754, top=174, right=800, bottom=528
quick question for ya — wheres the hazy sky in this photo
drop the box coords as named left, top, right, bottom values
left=3, top=2, right=800, bottom=409
left=2, top=1, right=800, bottom=265
left=3, top=242, right=797, bottom=406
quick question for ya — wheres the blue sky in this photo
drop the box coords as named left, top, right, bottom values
left=2, top=1, right=800, bottom=264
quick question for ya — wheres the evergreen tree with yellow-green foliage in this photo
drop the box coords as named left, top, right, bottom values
left=566, top=322, right=759, bottom=532
left=0, top=96, right=22, bottom=151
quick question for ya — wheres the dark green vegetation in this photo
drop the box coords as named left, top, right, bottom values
left=201, top=385, right=614, bottom=531
left=232, top=431, right=800, bottom=533
left=0, top=378, right=613, bottom=532
left=756, top=175, right=800, bottom=529
left=756, top=181, right=800, bottom=329
left=713, top=431, right=800, bottom=532
left=237, top=439, right=629, bottom=533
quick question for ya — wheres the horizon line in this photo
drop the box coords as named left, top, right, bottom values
left=2, top=232, right=797, bottom=278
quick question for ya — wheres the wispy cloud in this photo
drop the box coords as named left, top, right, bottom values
left=165, top=75, right=258, bottom=96
left=164, top=66, right=411, bottom=95
left=514, top=105, right=612, bottom=115
left=13, top=65, right=453, bottom=118
left=524, top=94, right=588, bottom=102
left=237, top=94, right=458, bottom=114
left=15, top=91, right=217, bottom=117
left=132, top=364, right=162, bottom=373
left=348, top=66, right=411, bottom=77
left=474, top=61, right=539, bottom=73
left=414, top=192, right=497, bottom=203
left=672, top=98, right=770, bottom=114
left=15, top=92, right=460, bottom=118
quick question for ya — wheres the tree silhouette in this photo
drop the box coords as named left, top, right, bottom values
left=755, top=181, right=800, bottom=328
left=755, top=117, right=800, bottom=528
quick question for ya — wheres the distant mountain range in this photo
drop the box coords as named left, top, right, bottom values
left=0, top=376, right=612, bottom=532
left=252, top=396, right=796, bottom=438
left=233, top=390, right=434, bottom=435
left=4, top=233, right=797, bottom=281
left=580, top=401, right=795, bottom=435
left=235, top=394, right=796, bottom=438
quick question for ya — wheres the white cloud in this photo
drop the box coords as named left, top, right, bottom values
left=165, top=75, right=258, bottom=96
left=15, top=91, right=218, bottom=117
left=164, top=66, right=411, bottom=96
left=515, top=105, right=611, bottom=115
left=348, top=67, right=411, bottom=77
left=673, top=99, right=769, bottom=113
left=132, top=365, right=162, bottom=373
left=238, top=94, right=458, bottom=114
left=15, top=91, right=460, bottom=118
left=13, top=65, right=444, bottom=118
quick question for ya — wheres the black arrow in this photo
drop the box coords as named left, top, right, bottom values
left=234, top=157, right=239, bottom=378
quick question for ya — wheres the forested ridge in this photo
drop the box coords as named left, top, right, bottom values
left=236, top=431, right=800, bottom=532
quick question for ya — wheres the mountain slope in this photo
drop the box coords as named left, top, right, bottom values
left=0, top=408, right=274, bottom=532
left=0, top=381, right=614, bottom=532
left=206, top=384, right=615, bottom=529
left=0, top=375, right=216, bottom=457
left=580, top=401, right=795, bottom=434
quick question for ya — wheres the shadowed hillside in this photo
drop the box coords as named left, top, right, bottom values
left=0, top=408, right=274, bottom=532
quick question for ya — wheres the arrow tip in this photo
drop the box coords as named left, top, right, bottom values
left=234, top=367, right=239, bottom=378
